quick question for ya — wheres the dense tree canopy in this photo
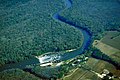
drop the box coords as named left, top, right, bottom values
left=31, top=66, right=61, bottom=79
left=61, top=0, right=120, bottom=39
left=0, top=68, right=41, bottom=80
left=0, top=0, right=83, bottom=66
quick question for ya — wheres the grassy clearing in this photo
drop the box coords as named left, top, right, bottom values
left=93, top=31, right=120, bottom=64
left=101, top=31, right=120, bottom=50
left=93, top=40, right=120, bottom=56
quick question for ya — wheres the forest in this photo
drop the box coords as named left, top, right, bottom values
left=0, top=0, right=83, bottom=66
left=0, top=0, right=120, bottom=80
left=0, top=68, right=41, bottom=80
left=60, top=0, right=120, bottom=39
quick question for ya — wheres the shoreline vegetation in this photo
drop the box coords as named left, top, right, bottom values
left=0, top=0, right=120, bottom=80
left=60, top=0, right=120, bottom=39
left=0, top=0, right=91, bottom=79
left=92, top=31, right=120, bottom=69
left=0, top=0, right=83, bottom=66
left=60, top=0, right=120, bottom=69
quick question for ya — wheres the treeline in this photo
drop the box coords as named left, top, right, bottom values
left=24, top=47, right=120, bottom=79
left=61, top=0, right=120, bottom=39
left=86, top=46, right=120, bottom=69
left=0, top=0, right=83, bottom=66
left=0, top=68, right=41, bottom=80
left=26, top=64, right=75, bottom=79
left=24, top=54, right=90, bottom=79
left=30, top=66, right=62, bottom=79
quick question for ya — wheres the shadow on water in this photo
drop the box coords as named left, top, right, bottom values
left=53, top=0, right=92, bottom=61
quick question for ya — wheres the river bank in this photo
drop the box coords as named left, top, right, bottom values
left=0, top=0, right=92, bottom=72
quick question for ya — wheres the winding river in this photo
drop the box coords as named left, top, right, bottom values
left=0, top=0, right=91, bottom=72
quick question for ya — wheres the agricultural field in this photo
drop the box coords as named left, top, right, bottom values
left=63, top=68, right=98, bottom=80
left=87, top=58, right=120, bottom=77
left=0, top=0, right=83, bottom=66
left=93, top=31, right=120, bottom=65
left=101, top=31, right=120, bottom=50
left=63, top=58, right=120, bottom=80
left=0, top=0, right=120, bottom=80
left=63, top=31, right=120, bottom=80
left=93, top=40, right=120, bottom=56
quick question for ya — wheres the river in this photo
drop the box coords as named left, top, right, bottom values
left=0, top=0, right=91, bottom=72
